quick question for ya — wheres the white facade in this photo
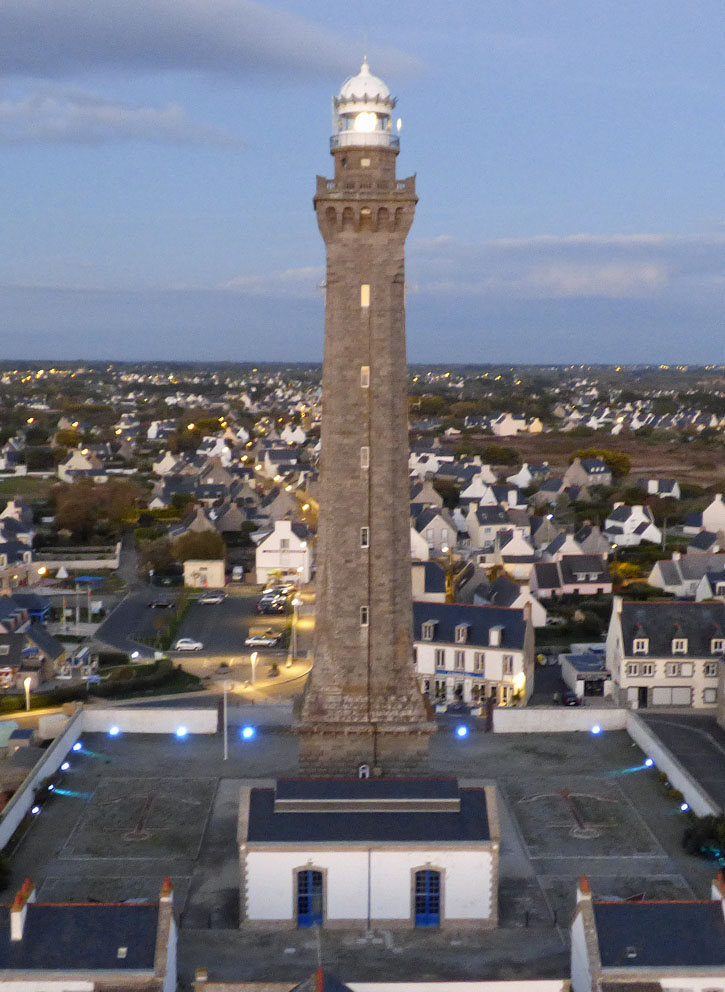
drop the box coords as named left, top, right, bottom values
left=703, top=494, right=725, bottom=532
left=410, top=527, right=430, bottom=562
left=255, top=519, right=312, bottom=584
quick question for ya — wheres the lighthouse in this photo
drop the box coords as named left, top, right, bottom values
left=296, top=61, right=434, bottom=775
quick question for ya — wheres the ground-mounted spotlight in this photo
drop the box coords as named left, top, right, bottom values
left=591, top=725, right=602, bottom=735
left=131, top=651, right=139, bottom=659
left=72, top=742, right=82, bottom=752
left=108, top=726, right=120, bottom=737
left=680, top=801, right=690, bottom=812
left=175, top=726, right=188, bottom=739
left=241, top=726, right=256, bottom=741
left=644, top=757, right=654, bottom=768
left=60, top=761, right=70, bottom=771
left=47, top=784, right=55, bottom=792
left=456, top=725, right=469, bottom=739
left=31, top=806, right=40, bottom=815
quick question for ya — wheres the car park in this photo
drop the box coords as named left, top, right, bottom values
left=244, top=632, right=282, bottom=648
left=174, top=637, right=203, bottom=651
left=198, top=592, right=226, bottom=605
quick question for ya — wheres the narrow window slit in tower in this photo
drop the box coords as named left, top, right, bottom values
left=361, top=366, right=370, bottom=388
left=360, top=284, right=370, bottom=308
left=360, top=526, right=370, bottom=548
left=360, top=606, right=369, bottom=627
left=360, top=446, right=370, bottom=469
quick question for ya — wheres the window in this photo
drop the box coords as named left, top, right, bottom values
left=280, top=538, right=289, bottom=551
left=625, top=663, right=639, bottom=677
left=422, top=621, right=436, bottom=641
left=473, top=652, right=485, bottom=674
left=0, top=646, right=8, bottom=656
left=360, top=284, right=370, bottom=308
left=454, top=650, right=465, bottom=671
left=360, top=446, right=369, bottom=469
left=414, top=869, right=441, bottom=928
left=360, top=365, right=370, bottom=388
left=665, top=661, right=693, bottom=677
left=672, top=638, right=688, bottom=655
left=704, top=688, right=718, bottom=704
left=641, top=662, right=654, bottom=677
left=503, top=654, right=514, bottom=675
left=455, top=624, right=469, bottom=644
left=633, top=638, right=649, bottom=655
left=360, top=526, right=370, bottom=548
left=705, top=662, right=718, bottom=677
left=360, top=606, right=369, bottom=627
left=711, top=638, right=725, bottom=654
left=434, top=648, right=446, bottom=668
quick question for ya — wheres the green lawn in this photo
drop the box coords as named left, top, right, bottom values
left=0, top=475, right=55, bottom=500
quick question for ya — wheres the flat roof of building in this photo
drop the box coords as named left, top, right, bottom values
left=594, top=900, right=725, bottom=969
left=275, top=778, right=460, bottom=802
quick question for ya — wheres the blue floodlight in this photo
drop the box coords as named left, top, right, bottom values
left=591, top=725, right=602, bottom=735
left=31, top=806, right=40, bottom=815
left=47, top=784, right=55, bottom=792
left=644, top=757, right=654, bottom=768
left=72, top=742, right=82, bottom=752
left=456, top=725, right=469, bottom=739
left=175, top=726, right=188, bottom=739
left=241, top=725, right=256, bottom=740
left=108, top=725, right=120, bottom=737
left=60, top=761, right=70, bottom=771
left=680, top=801, right=690, bottom=812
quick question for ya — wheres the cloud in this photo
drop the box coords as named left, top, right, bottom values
left=0, top=84, right=236, bottom=144
left=0, top=0, right=420, bottom=82
left=410, top=230, right=725, bottom=301
left=222, top=265, right=323, bottom=297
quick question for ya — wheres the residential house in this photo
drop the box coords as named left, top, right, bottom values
left=506, top=462, right=550, bottom=489
left=648, top=552, right=725, bottom=597
left=637, top=477, right=681, bottom=500
left=529, top=477, right=566, bottom=508
left=687, top=530, right=725, bottom=554
left=413, top=601, right=534, bottom=706
left=255, top=519, right=312, bottom=584
left=259, top=486, right=298, bottom=524
left=412, top=506, right=457, bottom=555
left=573, top=523, right=611, bottom=557
left=57, top=448, right=107, bottom=483
left=409, top=479, right=443, bottom=508
left=410, top=526, right=430, bottom=562
left=563, top=457, right=612, bottom=489
left=411, top=561, right=446, bottom=603
left=493, top=530, right=537, bottom=580
left=684, top=493, right=725, bottom=535
left=542, top=532, right=586, bottom=561
left=466, top=504, right=516, bottom=551
left=492, top=413, right=526, bottom=437
left=604, top=503, right=661, bottom=547
left=529, top=515, right=559, bottom=550
left=696, top=570, right=725, bottom=601
left=531, top=556, right=612, bottom=600
left=169, top=505, right=217, bottom=539
left=571, top=874, right=725, bottom=992
left=476, top=575, right=548, bottom=628
left=605, top=596, right=725, bottom=708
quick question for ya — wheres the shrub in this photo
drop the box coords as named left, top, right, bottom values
left=682, top=814, right=725, bottom=858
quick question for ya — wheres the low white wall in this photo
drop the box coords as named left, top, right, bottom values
left=626, top=712, right=720, bottom=816
left=493, top=707, right=627, bottom=733
left=0, top=707, right=84, bottom=849
left=82, top=707, right=217, bottom=735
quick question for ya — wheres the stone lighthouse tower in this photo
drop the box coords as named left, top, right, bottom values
left=297, top=61, right=434, bottom=775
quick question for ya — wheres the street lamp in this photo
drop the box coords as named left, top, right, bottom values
left=23, top=676, right=31, bottom=712
left=222, top=680, right=232, bottom=761
left=291, top=597, right=301, bottom=663
left=250, top=651, right=258, bottom=686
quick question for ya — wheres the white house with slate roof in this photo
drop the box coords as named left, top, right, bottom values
left=238, top=778, right=499, bottom=930
left=413, top=601, right=534, bottom=707
left=571, top=874, right=725, bottom=992
left=606, top=597, right=725, bottom=709
left=255, top=519, right=312, bottom=585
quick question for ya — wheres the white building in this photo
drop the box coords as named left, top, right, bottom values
left=605, top=596, right=724, bottom=709
left=255, top=519, right=313, bottom=585
left=571, top=874, right=725, bottom=992
left=239, top=778, right=500, bottom=929
left=413, top=601, right=534, bottom=707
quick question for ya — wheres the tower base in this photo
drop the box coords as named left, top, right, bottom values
left=295, top=722, right=434, bottom=777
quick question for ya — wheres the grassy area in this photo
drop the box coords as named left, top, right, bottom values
left=0, top=475, right=55, bottom=499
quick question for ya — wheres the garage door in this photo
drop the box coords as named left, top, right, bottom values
left=651, top=686, right=692, bottom=706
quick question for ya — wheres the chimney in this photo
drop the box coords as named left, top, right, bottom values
left=711, top=872, right=725, bottom=914
left=10, top=878, right=35, bottom=941
left=613, top=595, right=623, bottom=617
left=160, top=876, right=174, bottom=903
left=672, top=551, right=681, bottom=561
left=577, top=876, right=592, bottom=903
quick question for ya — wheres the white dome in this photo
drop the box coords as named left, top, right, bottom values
left=338, top=59, right=392, bottom=103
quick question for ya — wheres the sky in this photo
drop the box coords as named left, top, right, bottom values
left=2, top=0, right=725, bottom=364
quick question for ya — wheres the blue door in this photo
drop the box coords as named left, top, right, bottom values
left=414, top=870, right=441, bottom=927
left=297, top=870, right=323, bottom=928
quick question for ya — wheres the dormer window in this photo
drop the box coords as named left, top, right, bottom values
left=672, top=638, right=688, bottom=655
left=633, top=638, right=649, bottom=655
left=422, top=621, right=437, bottom=642
left=712, top=638, right=725, bottom=654
left=489, top=626, right=502, bottom=647
left=455, top=623, right=469, bottom=644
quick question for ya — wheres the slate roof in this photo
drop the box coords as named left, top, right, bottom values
left=475, top=505, right=509, bottom=525
left=0, top=903, right=159, bottom=971
left=560, top=555, right=610, bottom=583
left=412, top=561, right=446, bottom=594
left=690, top=530, right=720, bottom=551
left=593, top=900, right=725, bottom=969
left=247, top=787, right=490, bottom=843
left=581, top=458, right=609, bottom=473
left=487, top=576, right=522, bottom=608
left=620, top=600, right=725, bottom=656
left=24, top=625, right=65, bottom=662
left=413, top=601, right=526, bottom=649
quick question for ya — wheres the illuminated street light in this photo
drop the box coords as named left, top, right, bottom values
left=23, top=676, right=31, bottom=712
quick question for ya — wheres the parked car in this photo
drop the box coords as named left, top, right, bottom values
left=256, top=596, right=288, bottom=615
left=244, top=632, right=281, bottom=648
left=561, top=691, right=581, bottom=706
left=174, top=638, right=203, bottom=652
left=198, top=592, right=225, bottom=605
left=148, top=599, right=175, bottom=609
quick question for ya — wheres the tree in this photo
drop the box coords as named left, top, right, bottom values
left=172, top=530, right=226, bottom=561
left=138, top=537, right=175, bottom=575
left=53, top=478, right=140, bottom=540
left=482, top=444, right=519, bottom=466
left=570, top=447, right=632, bottom=478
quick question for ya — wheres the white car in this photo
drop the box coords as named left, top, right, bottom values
left=198, top=592, right=226, bottom=605
left=174, top=638, right=203, bottom=651
left=244, top=632, right=281, bottom=648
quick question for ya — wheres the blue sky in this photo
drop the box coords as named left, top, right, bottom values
left=2, top=0, right=725, bottom=363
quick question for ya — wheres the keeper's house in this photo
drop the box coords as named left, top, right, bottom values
left=238, top=778, right=499, bottom=930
